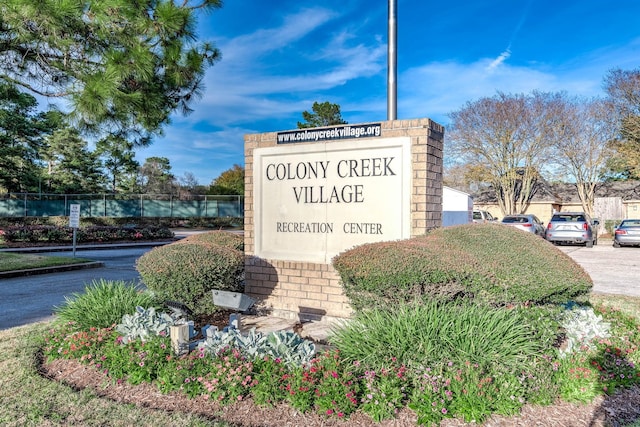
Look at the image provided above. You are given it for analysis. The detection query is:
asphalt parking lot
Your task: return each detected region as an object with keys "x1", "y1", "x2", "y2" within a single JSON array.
[{"x1": 557, "y1": 240, "x2": 640, "y2": 297}]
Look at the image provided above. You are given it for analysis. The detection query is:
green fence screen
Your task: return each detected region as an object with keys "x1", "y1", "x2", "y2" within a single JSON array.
[{"x1": 0, "y1": 194, "x2": 244, "y2": 218}]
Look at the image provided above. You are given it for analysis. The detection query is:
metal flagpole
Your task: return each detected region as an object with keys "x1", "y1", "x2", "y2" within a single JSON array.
[{"x1": 387, "y1": 0, "x2": 398, "y2": 120}]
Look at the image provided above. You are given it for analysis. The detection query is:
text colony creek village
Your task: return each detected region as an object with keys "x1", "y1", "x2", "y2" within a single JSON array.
[
  {"x1": 264, "y1": 157, "x2": 397, "y2": 204},
  {"x1": 265, "y1": 156, "x2": 397, "y2": 236}
]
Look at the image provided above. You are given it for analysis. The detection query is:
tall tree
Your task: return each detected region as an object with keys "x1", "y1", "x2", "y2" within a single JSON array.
[
  {"x1": 551, "y1": 97, "x2": 616, "y2": 217},
  {"x1": 95, "y1": 135, "x2": 139, "y2": 193},
  {"x1": 0, "y1": 0, "x2": 222, "y2": 144},
  {"x1": 604, "y1": 68, "x2": 640, "y2": 179},
  {"x1": 0, "y1": 83, "x2": 58, "y2": 192},
  {"x1": 177, "y1": 172, "x2": 207, "y2": 197},
  {"x1": 209, "y1": 164, "x2": 244, "y2": 195},
  {"x1": 448, "y1": 91, "x2": 565, "y2": 215},
  {"x1": 297, "y1": 101, "x2": 347, "y2": 129},
  {"x1": 139, "y1": 156, "x2": 175, "y2": 194},
  {"x1": 42, "y1": 127, "x2": 105, "y2": 193}
]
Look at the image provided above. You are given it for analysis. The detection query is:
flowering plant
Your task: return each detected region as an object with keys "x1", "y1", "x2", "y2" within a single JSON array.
[
  {"x1": 557, "y1": 353, "x2": 600, "y2": 402},
  {"x1": 198, "y1": 347, "x2": 257, "y2": 404},
  {"x1": 358, "y1": 358, "x2": 411, "y2": 421},
  {"x1": 409, "y1": 360, "x2": 529, "y2": 425},
  {"x1": 101, "y1": 335, "x2": 172, "y2": 385},
  {"x1": 41, "y1": 322, "x2": 115, "y2": 363},
  {"x1": 303, "y1": 350, "x2": 360, "y2": 419},
  {"x1": 251, "y1": 356, "x2": 289, "y2": 406}
]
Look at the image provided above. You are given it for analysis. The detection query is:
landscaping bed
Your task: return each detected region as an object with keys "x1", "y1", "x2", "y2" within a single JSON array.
[
  {"x1": 39, "y1": 356, "x2": 640, "y2": 426},
  {"x1": 20, "y1": 226, "x2": 640, "y2": 425}
]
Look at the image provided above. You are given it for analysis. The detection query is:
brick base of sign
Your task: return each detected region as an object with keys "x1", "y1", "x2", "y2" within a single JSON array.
[
  {"x1": 245, "y1": 256, "x2": 352, "y2": 322},
  {"x1": 244, "y1": 118, "x2": 444, "y2": 321}
]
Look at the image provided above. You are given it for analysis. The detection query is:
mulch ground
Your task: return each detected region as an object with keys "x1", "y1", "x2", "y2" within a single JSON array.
[{"x1": 39, "y1": 357, "x2": 640, "y2": 426}]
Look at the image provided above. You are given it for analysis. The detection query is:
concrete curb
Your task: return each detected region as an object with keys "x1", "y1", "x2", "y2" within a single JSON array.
[{"x1": 0, "y1": 261, "x2": 105, "y2": 279}]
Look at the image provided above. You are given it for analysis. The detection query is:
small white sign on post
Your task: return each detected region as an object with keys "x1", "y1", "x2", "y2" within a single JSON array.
[
  {"x1": 69, "y1": 204, "x2": 80, "y2": 256},
  {"x1": 69, "y1": 204, "x2": 80, "y2": 228}
]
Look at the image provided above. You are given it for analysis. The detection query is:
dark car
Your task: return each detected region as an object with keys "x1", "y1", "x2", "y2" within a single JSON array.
[
  {"x1": 613, "y1": 219, "x2": 640, "y2": 248},
  {"x1": 500, "y1": 214, "x2": 545, "y2": 236},
  {"x1": 545, "y1": 212, "x2": 599, "y2": 248}
]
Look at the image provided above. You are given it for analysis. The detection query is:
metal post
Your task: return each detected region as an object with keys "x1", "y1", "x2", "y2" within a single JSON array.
[{"x1": 387, "y1": 0, "x2": 398, "y2": 121}]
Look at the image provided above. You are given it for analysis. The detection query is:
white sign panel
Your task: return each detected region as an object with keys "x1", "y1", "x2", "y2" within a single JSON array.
[
  {"x1": 254, "y1": 137, "x2": 411, "y2": 263},
  {"x1": 69, "y1": 204, "x2": 80, "y2": 228}
]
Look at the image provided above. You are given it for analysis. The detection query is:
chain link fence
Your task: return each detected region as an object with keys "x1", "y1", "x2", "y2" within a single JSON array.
[{"x1": 0, "y1": 193, "x2": 244, "y2": 218}]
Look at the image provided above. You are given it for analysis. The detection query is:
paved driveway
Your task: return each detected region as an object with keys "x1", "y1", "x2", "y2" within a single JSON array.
[
  {"x1": 557, "y1": 241, "x2": 640, "y2": 297},
  {"x1": 0, "y1": 247, "x2": 151, "y2": 330}
]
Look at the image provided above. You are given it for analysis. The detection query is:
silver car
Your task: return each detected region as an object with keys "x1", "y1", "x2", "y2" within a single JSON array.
[
  {"x1": 545, "y1": 212, "x2": 599, "y2": 248},
  {"x1": 613, "y1": 219, "x2": 640, "y2": 248},
  {"x1": 500, "y1": 214, "x2": 545, "y2": 236}
]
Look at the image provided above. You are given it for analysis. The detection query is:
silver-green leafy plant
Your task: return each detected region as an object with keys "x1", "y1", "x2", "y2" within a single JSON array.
[
  {"x1": 559, "y1": 306, "x2": 611, "y2": 356},
  {"x1": 263, "y1": 330, "x2": 316, "y2": 366},
  {"x1": 116, "y1": 306, "x2": 176, "y2": 344},
  {"x1": 198, "y1": 327, "x2": 316, "y2": 367}
]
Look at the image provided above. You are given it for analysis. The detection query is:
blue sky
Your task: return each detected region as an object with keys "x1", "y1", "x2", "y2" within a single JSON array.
[{"x1": 136, "y1": 0, "x2": 640, "y2": 186}]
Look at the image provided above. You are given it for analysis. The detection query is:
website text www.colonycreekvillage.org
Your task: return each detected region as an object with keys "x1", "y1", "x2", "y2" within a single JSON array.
[{"x1": 276, "y1": 123, "x2": 382, "y2": 144}]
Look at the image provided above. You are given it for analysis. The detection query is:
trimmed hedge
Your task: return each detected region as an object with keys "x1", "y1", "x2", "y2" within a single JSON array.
[
  {"x1": 177, "y1": 230, "x2": 244, "y2": 251},
  {"x1": 136, "y1": 242, "x2": 244, "y2": 316},
  {"x1": 0, "y1": 225, "x2": 173, "y2": 243},
  {"x1": 332, "y1": 223, "x2": 593, "y2": 311},
  {"x1": 0, "y1": 216, "x2": 243, "y2": 229}
]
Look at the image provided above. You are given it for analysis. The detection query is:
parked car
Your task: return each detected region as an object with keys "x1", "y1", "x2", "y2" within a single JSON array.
[
  {"x1": 473, "y1": 210, "x2": 497, "y2": 223},
  {"x1": 613, "y1": 219, "x2": 640, "y2": 248},
  {"x1": 500, "y1": 214, "x2": 545, "y2": 236},
  {"x1": 545, "y1": 212, "x2": 599, "y2": 248}
]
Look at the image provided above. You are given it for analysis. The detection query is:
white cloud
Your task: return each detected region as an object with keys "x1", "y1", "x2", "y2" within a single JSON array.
[
  {"x1": 218, "y1": 7, "x2": 338, "y2": 62},
  {"x1": 486, "y1": 49, "x2": 511, "y2": 72},
  {"x1": 189, "y1": 8, "x2": 387, "y2": 128},
  {"x1": 397, "y1": 36, "x2": 640, "y2": 126}
]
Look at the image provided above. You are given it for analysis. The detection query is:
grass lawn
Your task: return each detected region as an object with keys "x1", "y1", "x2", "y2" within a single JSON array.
[
  {"x1": 0, "y1": 252, "x2": 92, "y2": 272},
  {"x1": 0, "y1": 322, "x2": 224, "y2": 427}
]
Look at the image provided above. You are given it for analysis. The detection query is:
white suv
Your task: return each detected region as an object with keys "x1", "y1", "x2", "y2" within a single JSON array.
[{"x1": 473, "y1": 210, "x2": 497, "y2": 223}]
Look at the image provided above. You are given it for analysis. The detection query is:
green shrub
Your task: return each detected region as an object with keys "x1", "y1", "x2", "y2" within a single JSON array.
[
  {"x1": 53, "y1": 279, "x2": 158, "y2": 330},
  {"x1": 329, "y1": 301, "x2": 560, "y2": 372},
  {"x1": 0, "y1": 224, "x2": 173, "y2": 243},
  {"x1": 604, "y1": 219, "x2": 622, "y2": 236},
  {"x1": 178, "y1": 230, "x2": 244, "y2": 250},
  {"x1": 0, "y1": 215, "x2": 243, "y2": 230},
  {"x1": 332, "y1": 223, "x2": 593, "y2": 310},
  {"x1": 136, "y1": 242, "x2": 244, "y2": 316}
]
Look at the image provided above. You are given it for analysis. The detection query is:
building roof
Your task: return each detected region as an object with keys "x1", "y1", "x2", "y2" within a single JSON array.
[{"x1": 471, "y1": 181, "x2": 640, "y2": 204}]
